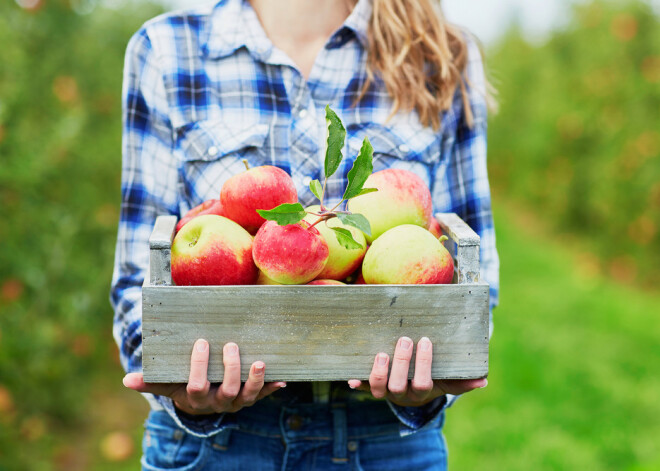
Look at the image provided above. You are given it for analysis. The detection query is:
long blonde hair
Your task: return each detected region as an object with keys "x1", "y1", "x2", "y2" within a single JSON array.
[{"x1": 361, "y1": 0, "x2": 481, "y2": 130}]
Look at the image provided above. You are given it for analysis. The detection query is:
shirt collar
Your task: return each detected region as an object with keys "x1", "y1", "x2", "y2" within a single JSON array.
[
  {"x1": 343, "y1": 0, "x2": 371, "y2": 48},
  {"x1": 203, "y1": 0, "x2": 372, "y2": 60},
  {"x1": 203, "y1": 0, "x2": 272, "y2": 61}
]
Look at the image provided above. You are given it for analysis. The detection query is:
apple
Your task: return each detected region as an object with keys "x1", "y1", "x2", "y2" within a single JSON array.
[
  {"x1": 220, "y1": 165, "x2": 298, "y2": 234},
  {"x1": 255, "y1": 270, "x2": 284, "y2": 285},
  {"x1": 303, "y1": 205, "x2": 367, "y2": 281},
  {"x1": 307, "y1": 279, "x2": 345, "y2": 285},
  {"x1": 362, "y1": 224, "x2": 454, "y2": 284},
  {"x1": 428, "y1": 217, "x2": 443, "y2": 238},
  {"x1": 171, "y1": 215, "x2": 258, "y2": 286},
  {"x1": 347, "y1": 168, "x2": 433, "y2": 243},
  {"x1": 252, "y1": 220, "x2": 329, "y2": 284},
  {"x1": 176, "y1": 199, "x2": 225, "y2": 233}
]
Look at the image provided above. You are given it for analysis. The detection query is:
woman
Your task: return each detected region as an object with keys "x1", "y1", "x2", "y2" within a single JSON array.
[{"x1": 112, "y1": 0, "x2": 499, "y2": 469}]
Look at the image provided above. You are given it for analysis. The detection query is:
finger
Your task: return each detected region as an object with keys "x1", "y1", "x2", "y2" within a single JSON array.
[
  {"x1": 436, "y1": 377, "x2": 488, "y2": 396},
  {"x1": 256, "y1": 382, "x2": 287, "y2": 400},
  {"x1": 216, "y1": 343, "x2": 241, "y2": 406},
  {"x1": 410, "y1": 337, "x2": 434, "y2": 401},
  {"x1": 186, "y1": 339, "x2": 211, "y2": 409},
  {"x1": 347, "y1": 379, "x2": 362, "y2": 389},
  {"x1": 388, "y1": 336, "x2": 413, "y2": 398},
  {"x1": 234, "y1": 361, "x2": 266, "y2": 407},
  {"x1": 368, "y1": 353, "x2": 390, "y2": 398},
  {"x1": 123, "y1": 373, "x2": 180, "y2": 397}
]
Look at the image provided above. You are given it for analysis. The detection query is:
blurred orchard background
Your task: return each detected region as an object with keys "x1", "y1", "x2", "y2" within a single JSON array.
[{"x1": 1, "y1": 0, "x2": 659, "y2": 469}]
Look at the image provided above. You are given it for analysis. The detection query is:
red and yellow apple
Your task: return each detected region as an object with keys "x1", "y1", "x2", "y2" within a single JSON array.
[
  {"x1": 303, "y1": 205, "x2": 367, "y2": 281},
  {"x1": 176, "y1": 199, "x2": 225, "y2": 233},
  {"x1": 171, "y1": 215, "x2": 258, "y2": 286},
  {"x1": 362, "y1": 224, "x2": 454, "y2": 284},
  {"x1": 307, "y1": 279, "x2": 345, "y2": 285},
  {"x1": 220, "y1": 165, "x2": 298, "y2": 234},
  {"x1": 347, "y1": 168, "x2": 433, "y2": 243},
  {"x1": 252, "y1": 220, "x2": 329, "y2": 284},
  {"x1": 255, "y1": 270, "x2": 284, "y2": 285},
  {"x1": 428, "y1": 217, "x2": 443, "y2": 239}
]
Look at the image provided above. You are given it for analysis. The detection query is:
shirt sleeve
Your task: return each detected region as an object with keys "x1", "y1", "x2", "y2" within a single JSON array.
[
  {"x1": 110, "y1": 27, "x2": 227, "y2": 438},
  {"x1": 387, "y1": 35, "x2": 499, "y2": 434}
]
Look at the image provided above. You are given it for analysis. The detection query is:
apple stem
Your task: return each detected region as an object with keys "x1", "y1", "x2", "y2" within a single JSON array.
[
  {"x1": 242, "y1": 159, "x2": 250, "y2": 171},
  {"x1": 320, "y1": 177, "x2": 328, "y2": 211},
  {"x1": 307, "y1": 213, "x2": 336, "y2": 230},
  {"x1": 330, "y1": 200, "x2": 344, "y2": 212}
]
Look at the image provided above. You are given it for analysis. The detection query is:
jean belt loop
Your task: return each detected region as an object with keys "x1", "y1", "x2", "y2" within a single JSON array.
[
  {"x1": 211, "y1": 428, "x2": 231, "y2": 451},
  {"x1": 331, "y1": 403, "x2": 348, "y2": 463}
]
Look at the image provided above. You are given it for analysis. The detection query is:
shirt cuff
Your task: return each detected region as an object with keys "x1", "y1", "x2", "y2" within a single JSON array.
[
  {"x1": 155, "y1": 395, "x2": 236, "y2": 438},
  {"x1": 386, "y1": 395, "x2": 448, "y2": 436}
]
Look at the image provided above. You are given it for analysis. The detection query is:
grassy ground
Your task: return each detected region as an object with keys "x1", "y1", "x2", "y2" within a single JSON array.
[{"x1": 445, "y1": 199, "x2": 660, "y2": 471}]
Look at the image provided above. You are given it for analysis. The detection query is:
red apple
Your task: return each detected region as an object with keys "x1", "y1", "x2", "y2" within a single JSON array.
[
  {"x1": 354, "y1": 271, "x2": 366, "y2": 284},
  {"x1": 362, "y1": 224, "x2": 454, "y2": 284},
  {"x1": 428, "y1": 217, "x2": 443, "y2": 238},
  {"x1": 252, "y1": 220, "x2": 329, "y2": 284},
  {"x1": 171, "y1": 215, "x2": 258, "y2": 286},
  {"x1": 176, "y1": 199, "x2": 225, "y2": 233},
  {"x1": 347, "y1": 168, "x2": 433, "y2": 243},
  {"x1": 220, "y1": 165, "x2": 298, "y2": 234},
  {"x1": 307, "y1": 279, "x2": 345, "y2": 285}
]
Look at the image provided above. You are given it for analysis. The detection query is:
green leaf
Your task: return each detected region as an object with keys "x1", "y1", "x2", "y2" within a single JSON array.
[
  {"x1": 355, "y1": 187, "x2": 378, "y2": 197},
  {"x1": 256, "y1": 203, "x2": 306, "y2": 226},
  {"x1": 324, "y1": 105, "x2": 346, "y2": 179},
  {"x1": 342, "y1": 137, "x2": 374, "y2": 200},
  {"x1": 330, "y1": 227, "x2": 365, "y2": 250},
  {"x1": 309, "y1": 179, "x2": 323, "y2": 201},
  {"x1": 336, "y1": 212, "x2": 372, "y2": 237}
]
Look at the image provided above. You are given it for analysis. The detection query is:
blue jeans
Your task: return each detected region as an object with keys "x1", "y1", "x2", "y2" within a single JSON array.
[{"x1": 141, "y1": 396, "x2": 447, "y2": 470}]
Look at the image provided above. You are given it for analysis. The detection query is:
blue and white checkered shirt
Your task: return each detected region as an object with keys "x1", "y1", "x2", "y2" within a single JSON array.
[{"x1": 111, "y1": 0, "x2": 499, "y2": 438}]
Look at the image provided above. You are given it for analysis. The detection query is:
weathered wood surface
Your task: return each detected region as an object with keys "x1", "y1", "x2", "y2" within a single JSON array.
[
  {"x1": 149, "y1": 215, "x2": 177, "y2": 286},
  {"x1": 141, "y1": 213, "x2": 489, "y2": 382},
  {"x1": 436, "y1": 213, "x2": 481, "y2": 284},
  {"x1": 142, "y1": 283, "x2": 489, "y2": 382}
]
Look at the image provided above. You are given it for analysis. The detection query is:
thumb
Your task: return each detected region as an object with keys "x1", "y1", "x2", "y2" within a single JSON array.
[{"x1": 123, "y1": 373, "x2": 180, "y2": 397}]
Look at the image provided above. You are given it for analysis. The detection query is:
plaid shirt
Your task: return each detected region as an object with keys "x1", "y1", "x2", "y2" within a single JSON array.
[{"x1": 111, "y1": 0, "x2": 499, "y2": 438}]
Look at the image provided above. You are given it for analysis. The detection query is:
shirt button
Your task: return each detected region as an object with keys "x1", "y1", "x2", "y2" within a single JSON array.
[
  {"x1": 286, "y1": 415, "x2": 304, "y2": 431},
  {"x1": 347, "y1": 441, "x2": 358, "y2": 452},
  {"x1": 302, "y1": 176, "x2": 312, "y2": 185},
  {"x1": 398, "y1": 144, "x2": 410, "y2": 153},
  {"x1": 298, "y1": 109, "x2": 309, "y2": 119},
  {"x1": 208, "y1": 146, "x2": 219, "y2": 157}
]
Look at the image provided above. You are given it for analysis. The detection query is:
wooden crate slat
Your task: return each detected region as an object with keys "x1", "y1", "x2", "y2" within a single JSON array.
[{"x1": 142, "y1": 283, "x2": 489, "y2": 382}]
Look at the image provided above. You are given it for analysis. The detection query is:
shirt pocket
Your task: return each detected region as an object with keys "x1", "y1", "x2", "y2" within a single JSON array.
[
  {"x1": 343, "y1": 123, "x2": 442, "y2": 194},
  {"x1": 174, "y1": 119, "x2": 271, "y2": 210}
]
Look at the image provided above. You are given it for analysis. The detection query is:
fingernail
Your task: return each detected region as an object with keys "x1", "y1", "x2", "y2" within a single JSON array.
[
  {"x1": 420, "y1": 337, "x2": 431, "y2": 351},
  {"x1": 400, "y1": 337, "x2": 412, "y2": 350},
  {"x1": 377, "y1": 353, "x2": 388, "y2": 366},
  {"x1": 225, "y1": 343, "x2": 238, "y2": 355},
  {"x1": 480, "y1": 379, "x2": 488, "y2": 388},
  {"x1": 196, "y1": 340, "x2": 208, "y2": 353},
  {"x1": 254, "y1": 362, "x2": 265, "y2": 374},
  {"x1": 276, "y1": 382, "x2": 287, "y2": 388}
]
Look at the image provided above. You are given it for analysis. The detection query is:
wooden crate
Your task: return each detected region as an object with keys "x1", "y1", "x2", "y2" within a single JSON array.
[{"x1": 142, "y1": 213, "x2": 489, "y2": 383}]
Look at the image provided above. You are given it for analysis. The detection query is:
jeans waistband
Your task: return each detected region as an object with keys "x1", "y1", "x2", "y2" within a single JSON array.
[{"x1": 226, "y1": 394, "x2": 402, "y2": 442}]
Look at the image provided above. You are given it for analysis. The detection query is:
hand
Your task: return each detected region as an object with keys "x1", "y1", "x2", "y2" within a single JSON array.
[
  {"x1": 123, "y1": 339, "x2": 286, "y2": 415},
  {"x1": 347, "y1": 336, "x2": 487, "y2": 407}
]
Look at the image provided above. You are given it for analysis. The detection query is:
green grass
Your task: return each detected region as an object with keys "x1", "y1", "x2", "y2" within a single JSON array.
[{"x1": 445, "y1": 199, "x2": 660, "y2": 471}]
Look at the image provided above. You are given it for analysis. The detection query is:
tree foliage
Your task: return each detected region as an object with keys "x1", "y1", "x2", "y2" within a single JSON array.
[{"x1": 488, "y1": 0, "x2": 660, "y2": 287}]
